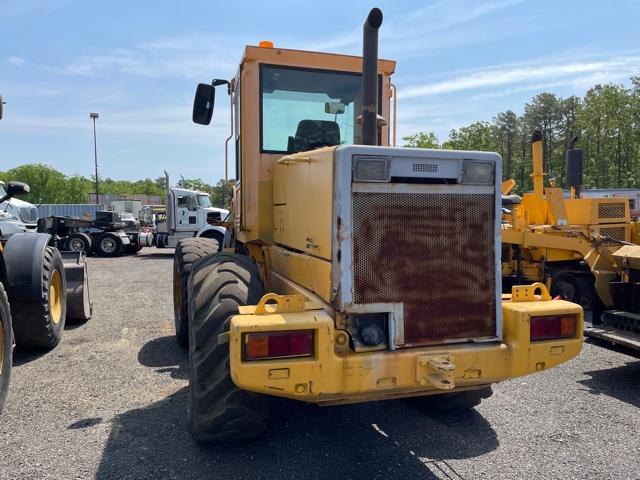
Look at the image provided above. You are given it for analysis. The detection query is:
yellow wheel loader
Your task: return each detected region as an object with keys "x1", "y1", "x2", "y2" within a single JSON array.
[{"x1": 174, "y1": 8, "x2": 583, "y2": 442}]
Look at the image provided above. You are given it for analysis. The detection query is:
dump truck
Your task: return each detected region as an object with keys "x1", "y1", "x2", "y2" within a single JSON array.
[{"x1": 173, "y1": 8, "x2": 584, "y2": 442}]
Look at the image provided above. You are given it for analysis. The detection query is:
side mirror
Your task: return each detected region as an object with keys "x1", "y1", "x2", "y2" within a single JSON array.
[
  {"x1": 0, "y1": 181, "x2": 30, "y2": 204},
  {"x1": 325, "y1": 102, "x2": 345, "y2": 115},
  {"x1": 7, "y1": 181, "x2": 29, "y2": 197},
  {"x1": 193, "y1": 83, "x2": 215, "y2": 125}
]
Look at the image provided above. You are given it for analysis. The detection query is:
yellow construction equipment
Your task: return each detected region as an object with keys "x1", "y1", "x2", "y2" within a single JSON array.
[
  {"x1": 501, "y1": 131, "x2": 631, "y2": 306},
  {"x1": 173, "y1": 8, "x2": 583, "y2": 442},
  {"x1": 501, "y1": 132, "x2": 640, "y2": 352}
]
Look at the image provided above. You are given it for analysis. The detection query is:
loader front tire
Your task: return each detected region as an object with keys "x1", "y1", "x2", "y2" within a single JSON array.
[
  {"x1": 0, "y1": 283, "x2": 13, "y2": 414},
  {"x1": 173, "y1": 238, "x2": 220, "y2": 347},
  {"x1": 12, "y1": 247, "x2": 67, "y2": 349},
  {"x1": 187, "y1": 253, "x2": 268, "y2": 442}
]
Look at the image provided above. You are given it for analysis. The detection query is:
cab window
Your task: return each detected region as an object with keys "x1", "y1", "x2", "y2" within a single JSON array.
[{"x1": 260, "y1": 65, "x2": 370, "y2": 153}]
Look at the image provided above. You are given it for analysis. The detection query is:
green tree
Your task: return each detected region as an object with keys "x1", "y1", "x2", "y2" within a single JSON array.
[
  {"x1": 3, "y1": 164, "x2": 67, "y2": 203},
  {"x1": 442, "y1": 121, "x2": 498, "y2": 151},
  {"x1": 402, "y1": 131, "x2": 439, "y2": 148}
]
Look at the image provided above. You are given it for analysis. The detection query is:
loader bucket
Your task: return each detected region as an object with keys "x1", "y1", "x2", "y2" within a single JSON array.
[{"x1": 60, "y1": 251, "x2": 92, "y2": 321}]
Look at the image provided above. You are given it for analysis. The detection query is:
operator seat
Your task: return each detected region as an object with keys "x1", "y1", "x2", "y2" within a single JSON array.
[{"x1": 287, "y1": 120, "x2": 341, "y2": 153}]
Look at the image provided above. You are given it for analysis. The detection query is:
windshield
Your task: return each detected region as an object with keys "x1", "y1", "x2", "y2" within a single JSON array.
[
  {"x1": 261, "y1": 65, "x2": 374, "y2": 153},
  {"x1": 0, "y1": 184, "x2": 6, "y2": 198},
  {"x1": 197, "y1": 195, "x2": 212, "y2": 208}
]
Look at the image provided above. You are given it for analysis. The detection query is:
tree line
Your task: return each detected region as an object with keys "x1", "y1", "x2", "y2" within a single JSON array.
[
  {"x1": 0, "y1": 164, "x2": 231, "y2": 207},
  {"x1": 403, "y1": 77, "x2": 640, "y2": 193}
]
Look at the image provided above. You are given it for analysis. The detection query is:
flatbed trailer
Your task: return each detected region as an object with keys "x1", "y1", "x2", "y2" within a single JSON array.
[{"x1": 37, "y1": 212, "x2": 153, "y2": 257}]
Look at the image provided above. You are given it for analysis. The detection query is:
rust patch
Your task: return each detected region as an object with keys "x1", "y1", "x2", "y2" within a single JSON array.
[{"x1": 352, "y1": 192, "x2": 496, "y2": 346}]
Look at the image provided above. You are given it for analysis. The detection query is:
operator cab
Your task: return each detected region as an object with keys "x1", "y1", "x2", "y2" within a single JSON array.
[{"x1": 192, "y1": 43, "x2": 395, "y2": 243}]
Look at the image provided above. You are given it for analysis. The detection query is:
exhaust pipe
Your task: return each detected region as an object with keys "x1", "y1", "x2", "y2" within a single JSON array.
[
  {"x1": 566, "y1": 136, "x2": 583, "y2": 197},
  {"x1": 361, "y1": 7, "x2": 383, "y2": 146}
]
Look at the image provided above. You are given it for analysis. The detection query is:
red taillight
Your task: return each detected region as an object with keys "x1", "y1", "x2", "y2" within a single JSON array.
[
  {"x1": 530, "y1": 315, "x2": 577, "y2": 341},
  {"x1": 244, "y1": 330, "x2": 314, "y2": 361}
]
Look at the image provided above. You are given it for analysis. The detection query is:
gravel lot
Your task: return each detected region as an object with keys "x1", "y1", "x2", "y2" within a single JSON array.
[{"x1": 0, "y1": 248, "x2": 638, "y2": 480}]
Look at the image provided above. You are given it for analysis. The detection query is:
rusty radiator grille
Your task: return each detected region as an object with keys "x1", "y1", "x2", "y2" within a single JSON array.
[
  {"x1": 352, "y1": 192, "x2": 496, "y2": 346},
  {"x1": 598, "y1": 202, "x2": 626, "y2": 219}
]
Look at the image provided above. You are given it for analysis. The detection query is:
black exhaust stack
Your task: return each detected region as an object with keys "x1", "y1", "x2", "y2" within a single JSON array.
[
  {"x1": 565, "y1": 136, "x2": 583, "y2": 197},
  {"x1": 361, "y1": 8, "x2": 383, "y2": 146}
]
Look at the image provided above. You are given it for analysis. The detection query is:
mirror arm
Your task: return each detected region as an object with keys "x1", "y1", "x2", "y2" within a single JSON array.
[{"x1": 0, "y1": 195, "x2": 9, "y2": 205}]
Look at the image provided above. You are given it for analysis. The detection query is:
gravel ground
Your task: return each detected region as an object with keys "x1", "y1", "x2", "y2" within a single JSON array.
[{"x1": 0, "y1": 248, "x2": 638, "y2": 480}]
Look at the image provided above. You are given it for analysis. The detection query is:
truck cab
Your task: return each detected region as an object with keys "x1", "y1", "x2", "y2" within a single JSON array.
[
  {"x1": 0, "y1": 181, "x2": 38, "y2": 230},
  {"x1": 154, "y1": 173, "x2": 228, "y2": 248}
]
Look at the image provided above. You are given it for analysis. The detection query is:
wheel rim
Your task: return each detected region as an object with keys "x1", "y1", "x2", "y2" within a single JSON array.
[
  {"x1": 50, "y1": 269, "x2": 63, "y2": 325},
  {"x1": 69, "y1": 238, "x2": 84, "y2": 251},
  {"x1": 101, "y1": 237, "x2": 116, "y2": 253}
]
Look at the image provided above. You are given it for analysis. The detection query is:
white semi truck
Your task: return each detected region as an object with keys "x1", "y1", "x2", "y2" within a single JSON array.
[
  {"x1": 154, "y1": 171, "x2": 227, "y2": 249},
  {"x1": 0, "y1": 181, "x2": 38, "y2": 230}
]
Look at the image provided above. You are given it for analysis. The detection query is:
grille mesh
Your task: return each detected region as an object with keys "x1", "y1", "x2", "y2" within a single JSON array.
[
  {"x1": 598, "y1": 202, "x2": 625, "y2": 219},
  {"x1": 352, "y1": 192, "x2": 496, "y2": 346},
  {"x1": 599, "y1": 226, "x2": 626, "y2": 246},
  {"x1": 412, "y1": 163, "x2": 438, "y2": 173}
]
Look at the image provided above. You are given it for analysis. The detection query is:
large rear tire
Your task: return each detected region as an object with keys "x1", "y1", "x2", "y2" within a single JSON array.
[
  {"x1": 95, "y1": 232, "x2": 123, "y2": 257},
  {"x1": 411, "y1": 386, "x2": 493, "y2": 412},
  {"x1": 64, "y1": 233, "x2": 92, "y2": 254},
  {"x1": 0, "y1": 283, "x2": 12, "y2": 414},
  {"x1": 187, "y1": 253, "x2": 268, "y2": 442},
  {"x1": 173, "y1": 238, "x2": 220, "y2": 347},
  {"x1": 12, "y1": 247, "x2": 67, "y2": 349}
]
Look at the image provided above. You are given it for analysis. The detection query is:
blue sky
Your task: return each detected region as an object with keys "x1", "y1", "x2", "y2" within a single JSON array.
[{"x1": 1, "y1": 0, "x2": 638, "y2": 182}]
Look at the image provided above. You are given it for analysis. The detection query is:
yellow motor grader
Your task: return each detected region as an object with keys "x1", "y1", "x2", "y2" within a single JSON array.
[{"x1": 173, "y1": 8, "x2": 583, "y2": 442}]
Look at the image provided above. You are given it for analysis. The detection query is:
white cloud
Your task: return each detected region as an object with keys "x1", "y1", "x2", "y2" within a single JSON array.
[
  {"x1": 6, "y1": 56, "x2": 26, "y2": 65},
  {"x1": 61, "y1": 35, "x2": 239, "y2": 80},
  {"x1": 402, "y1": 56, "x2": 640, "y2": 98}
]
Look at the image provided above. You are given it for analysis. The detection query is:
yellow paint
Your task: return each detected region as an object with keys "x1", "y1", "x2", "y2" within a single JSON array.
[
  {"x1": 49, "y1": 269, "x2": 63, "y2": 325},
  {"x1": 228, "y1": 296, "x2": 583, "y2": 403},
  {"x1": 268, "y1": 246, "x2": 333, "y2": 303},
  {"x1": 501, "y1": 179, "x2": 516, "y2": 195},
  {"x1": 273, "y1": 147, "x2": 335, "y2": 260},
  {"x1": 546, "y1": 188, "x2": 568, "y2": 225}
]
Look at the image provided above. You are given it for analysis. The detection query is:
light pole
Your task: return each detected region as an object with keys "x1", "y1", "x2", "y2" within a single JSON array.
[{"x1": 90, "y1": 112, "x2": 99, "y2": 204}]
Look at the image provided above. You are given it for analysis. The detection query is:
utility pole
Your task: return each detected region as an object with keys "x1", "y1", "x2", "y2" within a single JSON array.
[{"x1": 90, "y1": 112, "x2": 100, "y2": 204}]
